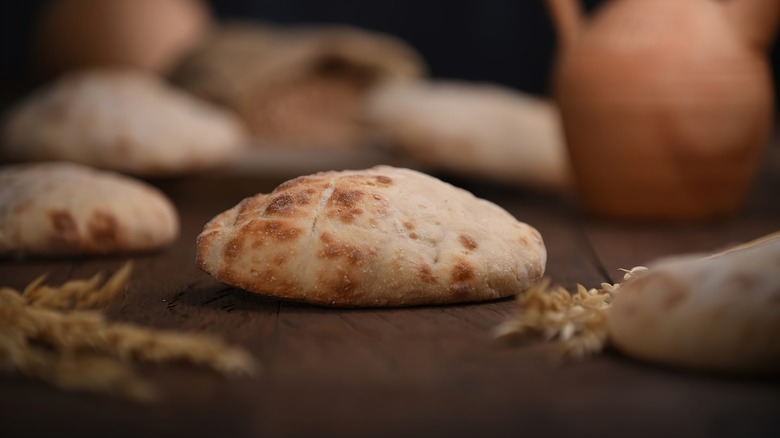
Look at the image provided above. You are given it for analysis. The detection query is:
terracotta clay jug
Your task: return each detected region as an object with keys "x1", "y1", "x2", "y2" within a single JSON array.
[{"x1": 546, "y1": 0, "x2": 780, "y2": 220}]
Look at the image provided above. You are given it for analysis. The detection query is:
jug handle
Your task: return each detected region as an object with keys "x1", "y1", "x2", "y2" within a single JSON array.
[
  {"x1": 545, "y1": 0, "x2": 585, "y2": 48},
  {"x1": 723, "y1": 0, "x2": 780, "y2": 49}
]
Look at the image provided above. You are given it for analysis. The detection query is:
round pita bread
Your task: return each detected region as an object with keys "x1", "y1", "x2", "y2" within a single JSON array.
[
  {"x1": 0, "y1": 162, "x2": 179, "y2": 257},
  {"x1": 1, "y1": 69, "x2": 246, "y2": 176},
  {"x1": 608, "y1": 235, "x2": 780, "y2": 374},
  {"x1": 196, "y1": 166, "x2": 546, "y2": 307},
  {"x1": 363, "y1": 81, "x2": 572, "y2": 191},
  {"x1": 172, "y1": 23, "x2": 425, "y2": 150}
]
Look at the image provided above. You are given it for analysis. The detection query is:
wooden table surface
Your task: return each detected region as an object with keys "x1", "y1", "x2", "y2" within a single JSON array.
[{"x1": 2, "y1": 147, "x2": 780, "y2": 438}]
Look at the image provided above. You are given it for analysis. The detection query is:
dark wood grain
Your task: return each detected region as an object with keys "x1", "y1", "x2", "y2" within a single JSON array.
[{"x1": 2, "y1": 156, "x2": 780, "y2": 438}]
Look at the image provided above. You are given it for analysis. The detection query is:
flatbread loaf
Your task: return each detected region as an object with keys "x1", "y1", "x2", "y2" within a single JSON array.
[
  {"x1": 196, "y1": 166, "x2": 546, "y2": 307},
  {"x1": 172, "y1": 23, "x2": 425, "y2": 150},
  {"x1": 0, "y1": 162, "x2": 179, "y2": 257},
  {"x1": 363, "y1": 81, "x2": 572, "y2": 191},
  {"x1": 607, "y1": 235, "x2": 780, "y2": 374},
  {"x1": 1, "y1": 69, "x2": 246, "y2": 176}
]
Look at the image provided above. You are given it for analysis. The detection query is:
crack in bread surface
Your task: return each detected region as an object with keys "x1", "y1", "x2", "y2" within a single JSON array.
[{"x1": 310, "y1": 177, "x2": 336, "y2": 235}]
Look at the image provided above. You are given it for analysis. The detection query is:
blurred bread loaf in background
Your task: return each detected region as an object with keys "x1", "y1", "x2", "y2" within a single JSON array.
[
  {"x1": 0, "y1": 162, "x2": 179, "y2": 257},
  {"x1": 171, "y1": 23, "x2": 426, "y2": 150},
  {"x1": 1, "y1": 69, "x2": 247, "y2": 176},
  {"x1": 363, "y1": 81, "x2": 572, "y2": 191}
]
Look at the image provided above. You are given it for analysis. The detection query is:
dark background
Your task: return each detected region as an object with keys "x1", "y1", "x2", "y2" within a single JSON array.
[{"x1": 1, "y1": 0, "x2": 779, "y2": 100}]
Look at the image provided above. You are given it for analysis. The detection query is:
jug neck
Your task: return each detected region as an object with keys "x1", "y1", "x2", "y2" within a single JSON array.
[{"x1": 545, "y1": 0, "x2": 584, "y2": 48}]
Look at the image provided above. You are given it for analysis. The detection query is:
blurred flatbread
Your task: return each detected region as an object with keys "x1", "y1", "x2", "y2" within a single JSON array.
[
  {"x1": 1, "y1": 69, "x2": 246, "y2": 176},
  {"x1": 363, "y1": 81, "x2": 572, "y2": 191},
  {"x1": 172, "y1": 23, "x2": 425, "y2": 150},
  {"x1": 0, "y1": 162, "x2": 179, "y2": 257},
  {"x1": 608, "y1": 234, "x2": 780, "y2": 374}
]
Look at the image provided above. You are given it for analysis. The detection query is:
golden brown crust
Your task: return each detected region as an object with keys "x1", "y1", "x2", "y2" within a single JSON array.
[{"x1": 196, "y1": 166, "x2": 546, "y2": 307}]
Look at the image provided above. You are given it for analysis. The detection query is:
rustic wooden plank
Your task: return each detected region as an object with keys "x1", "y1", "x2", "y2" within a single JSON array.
[{"x1": 241, "y1": 358, "x2": 780, "y2": 437}]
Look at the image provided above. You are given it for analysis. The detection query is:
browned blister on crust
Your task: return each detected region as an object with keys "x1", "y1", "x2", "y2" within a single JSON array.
[{"x1": 196, "y1": 166, "x2": 546, "y2": 307}]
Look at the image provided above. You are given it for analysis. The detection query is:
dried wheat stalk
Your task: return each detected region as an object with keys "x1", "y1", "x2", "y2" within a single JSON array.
[
  {"x1": 21, "y1": 262, "x2": 133, "y2": 310},
  {"x1": 1, "y1": 263, "x2": 258, "y2": 402},
  {"x1": 495, "y1": 267, "x2": 648, "y2": 360}
]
